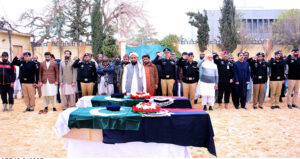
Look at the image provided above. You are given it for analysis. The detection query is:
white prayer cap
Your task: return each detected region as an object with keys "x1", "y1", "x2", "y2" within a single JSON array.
[{"x1": 129, "y1": 52, "x2": 139, "y2": 58}]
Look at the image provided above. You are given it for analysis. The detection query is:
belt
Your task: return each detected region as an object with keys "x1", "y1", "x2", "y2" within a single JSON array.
[
  {"x1": 277, "y1": 76, "x2": 281, "y2": 80},
  {"x1": 184, "y1": 77, "x2": 195, "y2": 81},
  {"x1": 165, "y1": 75, "x2": 171, "y2": 79}
]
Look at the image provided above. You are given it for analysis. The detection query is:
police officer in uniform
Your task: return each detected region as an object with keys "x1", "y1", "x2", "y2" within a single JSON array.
[
  {"x1": 214, "y1": 53, "x2": 233, "y2": 109},
  {"x1": 73, "y1": 53, "x2": 97, "y2": 97},
  {"x1": 12, "y1": 52, "x2": 39, "y2": 112},
  {"x1": 248, "y1": 52, "x2": 268, "y2": 109},
  {"x1": 152, "y1": 48, "x2": 177, "y2": 96},
  {"x1": 268, "y1": 51, "x2": 285, "y2": 109},
  {"x1": 177, "y1": 52, "x2": 199, "y2": 107},
  {"x1": 0, "y1": 52, "x2": 16, "y2": 111}
]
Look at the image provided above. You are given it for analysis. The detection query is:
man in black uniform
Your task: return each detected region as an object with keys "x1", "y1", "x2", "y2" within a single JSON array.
[
  {"x1": 32, "y1": 56, "x2": 42, "y2": 98},
  {"x1": 268, "y1": 51, "x2": 285, "y2": 109},
  {"x1": 73, "y1": 53, "x2": 97, "y2": 97},
  {"x1": 284, "y1": 48, "x2": 300, "y2": 109},
  {"x1": 152, "y1": 48, "x2": 177, "y2": 96},
  {"x1": 12, "y1": 52, "x2": 39, "y2": 112},
  {"x1": 0, "y1": 52, "x2": 16, "y2": 111},
  {"x1": 214, "y1": 53, "x2": 233, "y2": 109},
  {"x1": 248, "y1": 52, "x2": 268, "y2": 109},
  {"x1": 177, "y1": 52, "x2": 198, "y2": 107},
  {"x1": 152, "y1": 52, "x2": 162, "y2": 96}
]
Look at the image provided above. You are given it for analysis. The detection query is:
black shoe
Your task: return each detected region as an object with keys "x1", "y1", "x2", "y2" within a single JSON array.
[
  {"x1": 29, "y1": 109, "x2": 34, "y2": 112},
  {"x1": 259, "y1": 106, "x2": 263, "y2": 109},
  {"x1": 241, "y1": 107, "x2": 247, "y2": 110},
  {"x1": 203, "y1": 105, "x2": 207, "y2": 111},
  {"x1": 53, "y1": 108, "x2": 57, "y2": 111},
  {"x1": 276, "y1": 105, "x2": 281, "y2": 109},
  {"x1": 234, "y1": 106, "x2": 239, "y2": 109},
  {"x1": 292, "y1": 104, "x2": 299, "y2": 109},
  {"x1": 271, "y1": 106, "x2": 276, "y2": 109},
  {"x1": 279, "y1": 98, "x2": 283, "y2": 102},
  {"x1": 209, "y1": 106, "x2": 213, "y2": 111},
  {"x1": 23, "y1": 108, "x2": 30, "y2": 113},
  {"x1": 194, "y1": 99, "x2": 197, "y2": 104},
  {"x1": 253, "y1": 106, "x2": 258, "y2": 109},
  {"x1": 288, "y1": 105, "x2": 293, "y2": 109},
  {"x1": 45, "y1": 107, "x2": 48, "y2": 110}
]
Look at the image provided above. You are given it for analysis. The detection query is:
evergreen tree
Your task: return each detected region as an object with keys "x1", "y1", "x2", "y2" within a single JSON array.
[
  {"x1": 91, "y1": 0, "x2": 104, "y2": 60},
  {"x1": 67, "y1": 0, "x2": 90, "y2": 55},
  {"x1": 102, "y1": 35, "x2": 117, "y2": 59},
  {"x1": 187, "y1": 10, "x2": 210, "y2": 52},
  {"x1": 219, "y1": 0, "x2": 238, "y2": 53}
]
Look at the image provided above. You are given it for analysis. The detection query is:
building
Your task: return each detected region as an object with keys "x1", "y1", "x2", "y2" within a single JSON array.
[
  {"x1": 206, "y1": 9, "x2": 287, "y2": 43},
  {"x1": 0, "y1": 30, "x2": 31, "y2": 60}
]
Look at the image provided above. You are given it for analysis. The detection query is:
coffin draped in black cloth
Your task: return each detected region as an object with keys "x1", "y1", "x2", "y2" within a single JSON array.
[{"x1": 102, "y1": 111, "x2": 217, "y2": 156}]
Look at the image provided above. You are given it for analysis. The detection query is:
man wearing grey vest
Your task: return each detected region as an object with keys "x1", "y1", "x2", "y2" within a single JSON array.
[{"x1": 122, "y1": 52, "x2": 146, "y2": 94}]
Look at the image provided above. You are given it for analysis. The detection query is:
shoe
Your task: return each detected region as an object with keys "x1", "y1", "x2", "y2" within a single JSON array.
[
  {"x1": 292, "y1": 104, "x2": 299, "y2": 109},
  {"x1": 288, "y1": 105, "x2": 293, "y2": 109},
  {"x1": 45, "y1": 107, "x2": 48, "y2": 110},
  {"x1": 53, "y1": 108, "x2": 57, "y2": 111},
  {"x1": 253, "y1": 106, "x2": 258, "y2": 109},
  {"x1": 276, "y1": 106, "x2": 280, "y2": 109},
  {"x1": 241, "y1": 107, "x2": 247, "y2": 110},
  {"x1": 203, "y1": 105, "x2": 207, "y2": 111},
  {"x1": 194, "y1": 99, "x2": 198, "y2": 104},
  {"x1": 279, "y1": 97, "x2": 283, "y2": 102},
  {"x1": 29, "y1": 109, "x2": 34, "y2": 112},
  {"x1": 271, "y1": 106, "x2": 276, "y2": 109},
  {"x1": 23, "y1": 108, "x2": 30, "y2": 113},
  {"x1": 259, "y1": 106, "x2": 263, "y2": 109},
  {"x1": 209, "y1": 106, "x2": 213, "y2": 111},
  {"x1": 234, "y1": 106, "x2": 239, "y2": 109}
]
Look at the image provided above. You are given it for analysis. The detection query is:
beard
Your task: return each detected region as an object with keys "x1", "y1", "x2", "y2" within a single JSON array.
[
  {"x1": 65, "y1": 56, "x2": 70, "y2": 60},
  {"x1": 131, "y1": 61, "x2": 137, "y2": 65},
  {"x1": 2, "y1": 59, "x2": 7, "y2": 62},
  {"x1": 295, "y1": 54, "x2": 299, "y2": 57}
]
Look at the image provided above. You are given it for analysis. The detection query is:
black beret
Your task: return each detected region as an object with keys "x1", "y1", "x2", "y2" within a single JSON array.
[
  {"x1": 23, "y1": 52, "x2": 31, "y2": 56},
  {"x1": 84, "y1": 53, "x2": 91, "y2": 57},
  {"x1": 188, "y1": 52, "x2": 194, "y2": 56},
  {"x1": 163, "y1": 48, "x2": 171, "y2": 52},
  {"x1": 2, "y1": 52, "x2": 8, "y2": 56},
  {"x1": 274, "y1": 51, "x2": 280, "y2": 55},
  {"x1": 44, "y1": 52, "x2": 51, "y2": 56}
]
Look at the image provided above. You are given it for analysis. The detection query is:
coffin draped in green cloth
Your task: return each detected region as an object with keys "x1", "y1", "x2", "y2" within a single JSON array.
[
  {"x1": 68, "y1": 107, "x2": 142, "y2": 130},
  {"x1": 91, "y1": 95, "x2": 146, "y2": 107}
]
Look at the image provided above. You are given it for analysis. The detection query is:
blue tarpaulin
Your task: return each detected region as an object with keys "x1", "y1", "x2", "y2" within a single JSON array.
[{"x1": 126, "y1": 44, "x2": 166, "y2": 61}]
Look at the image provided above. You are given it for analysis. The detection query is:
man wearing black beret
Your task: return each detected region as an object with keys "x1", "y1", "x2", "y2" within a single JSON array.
[
  {"x1": 12, "y1": 52, "x2": 39, "y2": 112},
  {"x1": 284, "y1": 48, "x2": 300, "y2": 109}
]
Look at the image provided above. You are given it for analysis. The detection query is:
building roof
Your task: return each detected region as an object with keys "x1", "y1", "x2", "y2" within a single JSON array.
[{"x1": 0, "y1": 30, "x2": 31, "y2": 37}]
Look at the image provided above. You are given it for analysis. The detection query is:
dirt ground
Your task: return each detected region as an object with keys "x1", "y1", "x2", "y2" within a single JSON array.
[{"x1": 0, "y1": 94, "x2": 299, "y2": 158}]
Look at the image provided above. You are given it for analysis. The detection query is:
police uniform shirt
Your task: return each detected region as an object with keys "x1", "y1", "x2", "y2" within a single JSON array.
[
  {"x1": 153, "y1": 56, "x2": 177, "y2": 80},
  {"x1": 12, "y1": 57, "x2": 39, "y2": 84},
  {"x1": 181, "y1": 61, "x2": 199, "y2": 83},
  {"x1": 73, "y1": 59, "x2": 97, "y2": 83},
  {"x1": 268, "y1": 58, "x2": 285, "y2": 81},
  {"x1": 249, "y1": 59, "x2": 268, "y2": 84}
]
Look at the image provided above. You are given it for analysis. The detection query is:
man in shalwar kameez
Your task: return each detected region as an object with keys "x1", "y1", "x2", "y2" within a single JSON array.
[
  {"x1": 122, "y1": 53, "x2": 147, "y2": 95},
  {"x1": 233, "y1": 52, "x2": 251, "y2": 109}
]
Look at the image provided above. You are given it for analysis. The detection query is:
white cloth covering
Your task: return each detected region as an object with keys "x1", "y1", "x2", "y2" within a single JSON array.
[
  {"x1": 76, "y1": 96, "x2": 93, "y2": 107},
  {"x1": 65, "y1": 139, "x2": 191, "y2": 158}
]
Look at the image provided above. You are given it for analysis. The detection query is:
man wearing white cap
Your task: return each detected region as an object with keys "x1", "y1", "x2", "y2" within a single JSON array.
[{"x1": 122, "y1": 52, "x2": 146, "y2": 94}]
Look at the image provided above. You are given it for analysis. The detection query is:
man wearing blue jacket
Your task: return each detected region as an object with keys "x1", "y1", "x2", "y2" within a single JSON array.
[{"x1": 233, "y1": 52, "x2": 251, "y2": 109}]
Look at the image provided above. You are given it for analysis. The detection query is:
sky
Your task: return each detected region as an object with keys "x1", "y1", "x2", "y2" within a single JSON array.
[{"x1": 0, "y1": 0, "x2": 299, "y2": 40}]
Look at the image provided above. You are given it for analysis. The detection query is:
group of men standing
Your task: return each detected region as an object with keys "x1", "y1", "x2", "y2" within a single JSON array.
[{"x1": 0, "y1": 47, "x2": 299, "y2": 112}]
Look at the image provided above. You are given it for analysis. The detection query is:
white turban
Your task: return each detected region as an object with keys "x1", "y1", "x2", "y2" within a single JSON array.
[{"x1": 129, "y1": 52, "x2": 139, "y2": 58}]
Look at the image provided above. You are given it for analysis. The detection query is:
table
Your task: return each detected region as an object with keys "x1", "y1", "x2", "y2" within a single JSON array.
[
  {"x1": 55, "y1": 107, "x2": 216, "y2": 157},
  {"x1": 76, "y1": 95, "x2": 192, "y2": 109}
]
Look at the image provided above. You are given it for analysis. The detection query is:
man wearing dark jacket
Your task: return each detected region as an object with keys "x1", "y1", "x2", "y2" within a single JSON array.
[
  {"x1": 12, "y1": 52, "x2": 39, "y2": 112},
  {"x1": 0, "y1": 52, "x2": 16, "y2": 111},
  {"x1": 268, "y1": 51, "x2": 285, "y2": 109},
  {"x1": 214, "y1": 53, "x2": 233, "y2": 109},
  {"x1": 284, "y1": 48, "x2": 300, "y2": 109}
]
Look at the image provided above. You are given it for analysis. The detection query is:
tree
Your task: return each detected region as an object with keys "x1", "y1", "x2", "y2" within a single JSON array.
[
  {"x1": 158, "y1": 34, "x2": 181, "y2": 57},
  {"x1": 66, "y1": 0, "x2": 90, "y2": 56},
  {"x1": 272, "y1": 9, "x2": 300, "y2": 48},
  {"x1": 128, "y1": 23, "x2": 158, "y2": 45},
  {"x1": 91, "y1": 0, "x2": 104, "y2": 59},
  {"x1": 102, "y1": 35, "x2": 117, "y2": 58},
  {"x1": 100, "y1": 0, "x2": 149, "y2": 39},
  {"x1": 218, "y1": 0, "x2": 238, "y2": 53},
  {"x1": 187, "y1": 10, "x2": 210, "y2": 52}
]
